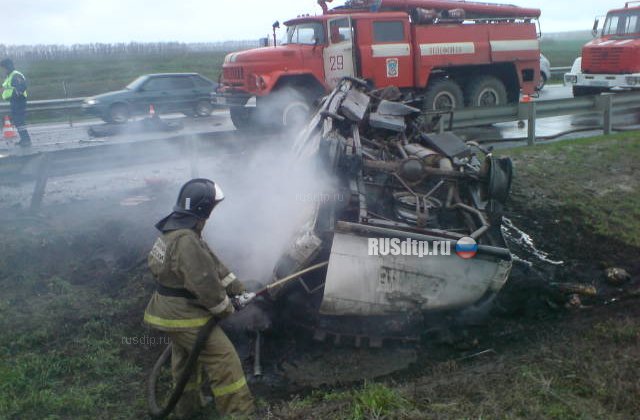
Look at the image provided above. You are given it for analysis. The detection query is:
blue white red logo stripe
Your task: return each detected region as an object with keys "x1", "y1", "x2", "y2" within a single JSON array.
[{"x1": 455, "y1": 236, "x2": 478, "y2": 259}]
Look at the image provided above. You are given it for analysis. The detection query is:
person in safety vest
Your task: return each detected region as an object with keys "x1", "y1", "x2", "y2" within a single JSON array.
[
  {"x1": 1, "y1": 58, "x2": 31, "y2": 147},
  {"x1": 144, "y1": 178, "x2": 255, "y2": 418}
]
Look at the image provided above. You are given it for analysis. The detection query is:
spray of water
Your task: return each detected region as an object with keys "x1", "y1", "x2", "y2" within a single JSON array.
[
  {"x1": 501, "y1": 217, "x2": 564, "y2": 266},
  {"x1": 198, "y1": 131, "x2": 330, "y2": 284}
]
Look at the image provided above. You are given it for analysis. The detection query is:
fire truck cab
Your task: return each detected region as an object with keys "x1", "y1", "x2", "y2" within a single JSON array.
[
  {"x1": 565, "y1": 2, "x2": 640, "y2": 96},
  {"x1": 217, "y1": 0, "x2": 541, "y2": 129}
]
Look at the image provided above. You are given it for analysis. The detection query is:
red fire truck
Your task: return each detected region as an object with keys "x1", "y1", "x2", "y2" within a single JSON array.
[
  {"x1": 216, "y1": 0, "x2": 541, "y2": 129},
  {"x1": 565, "y1": 2, "x2": 640, "y2": 97}
]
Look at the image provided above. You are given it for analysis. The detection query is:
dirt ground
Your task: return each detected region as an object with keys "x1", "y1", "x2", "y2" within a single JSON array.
[{"x1": 0, "y1": 132, "x2": 639, "y2": 419}]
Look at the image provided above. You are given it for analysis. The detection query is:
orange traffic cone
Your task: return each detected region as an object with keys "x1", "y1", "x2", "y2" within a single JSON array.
[
  {"x1": 149, "y1": 104, "x2": 157, "y2": 118},
  {"x1": 3, "y1": 116, "x2": 17, "y2": 139},
  {"x1": 520, "y1": 94, "x2": 533, "y2": 103}
]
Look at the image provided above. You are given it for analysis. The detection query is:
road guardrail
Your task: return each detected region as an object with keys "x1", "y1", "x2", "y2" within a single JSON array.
[
  {"x1": 0, "y1": 97, "x2": 86, "y2": 114},
  {"x1": 2, "y1": 89, "x2": 638, "y2": 145},
  {"x1": 441, "y1": 91, "x2": 640, "y2": 145},
  {"x1": 550, "y1": 66, "x2": 571, "y2": 77}
]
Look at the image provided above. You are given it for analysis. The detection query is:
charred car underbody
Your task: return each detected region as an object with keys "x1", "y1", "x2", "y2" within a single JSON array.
[{"x1": 266, "y1": 78, "x2": 515, "y2": 347}]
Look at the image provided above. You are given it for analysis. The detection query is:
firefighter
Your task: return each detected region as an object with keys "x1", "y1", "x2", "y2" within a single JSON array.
[
  {"x1": 144, "y1": 178, "x2": 255, "y2": 418},
  {"x1": 1, "y1": 58, "x2": 31, "y2": 147}
]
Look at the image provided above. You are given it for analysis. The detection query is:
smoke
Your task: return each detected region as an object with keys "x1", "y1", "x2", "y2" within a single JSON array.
[
  {"x1": 198, "y1": 128, "x2": 330, "y2": 284},
  {"x1": 0, "y1": 94, "x2": 330, "y2": 287}
]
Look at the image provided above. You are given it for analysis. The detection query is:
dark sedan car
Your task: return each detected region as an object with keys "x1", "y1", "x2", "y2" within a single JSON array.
[{"x1": 82, "y1": 73, "x2": 217, "y2": 123}]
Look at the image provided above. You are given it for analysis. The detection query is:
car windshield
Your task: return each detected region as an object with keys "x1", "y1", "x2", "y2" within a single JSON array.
[
  {"x1": 283, "y1": 22, "x2": 325, "y2": 45},
  {"x1": 126, "y1": 76, "x2": 147, "y2": 90},
  {"x1": 602, "y1": 11, "x2": 640, "y2": 36}
]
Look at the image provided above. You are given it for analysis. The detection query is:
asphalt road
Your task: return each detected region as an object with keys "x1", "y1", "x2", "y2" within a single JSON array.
[
  {"x1": 1, "y1": 84, "x2": 639, "y2": 166},
  {"x1": 0, "y1": 85, "x2": 576, "y2": 157}
]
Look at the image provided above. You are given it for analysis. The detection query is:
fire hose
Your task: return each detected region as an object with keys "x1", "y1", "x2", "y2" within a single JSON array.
[{"x1": 147, "y1": 261, "x2": 329, "y2": 418}]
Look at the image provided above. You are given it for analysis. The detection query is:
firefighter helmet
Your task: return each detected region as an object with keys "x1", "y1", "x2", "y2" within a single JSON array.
[{"x1": 173, "y1": 178, "x2": 225, "y2": 220}]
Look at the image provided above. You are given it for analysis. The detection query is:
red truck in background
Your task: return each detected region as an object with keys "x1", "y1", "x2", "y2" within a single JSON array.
[
  {"x1": 216, "y1": 0, "x2": 541, "y2": 129},
  {"x1": 565, "y1": 2, "x2": 640, "y2": 97}
]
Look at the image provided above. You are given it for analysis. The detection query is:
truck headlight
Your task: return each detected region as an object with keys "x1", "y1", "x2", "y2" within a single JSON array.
[
  {"x1": 626, "y1": 76, "x2": 640, "y2": 86},
  {"x1": 565, "y1": 75, "x2": 578, "y2": 84},
  {"x1": 84, "y1": 98, "x2": 98, "y2": 106},
  {"x1": 251, "y1": 75, "x2": 267, "y2": 90}
]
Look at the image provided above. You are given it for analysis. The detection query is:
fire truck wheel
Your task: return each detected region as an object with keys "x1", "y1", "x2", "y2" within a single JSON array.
[
  {"x1": 465, "y1": 76, "x2": 508, "y2": 107},
  {"x1": 423, "y1": 79, "x2": 465, "y2": 111},
  {"x1": 282, "y1": 101, "x2": 311, "y2": 128},
  {"x1": 229, "y1": 107, "x2": 254, "y2": 130}
]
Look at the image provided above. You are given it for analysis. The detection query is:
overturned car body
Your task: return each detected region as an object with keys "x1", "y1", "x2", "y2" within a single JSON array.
[{"x1": 269, "y1": 78, "x2": 514, "y2": 346}]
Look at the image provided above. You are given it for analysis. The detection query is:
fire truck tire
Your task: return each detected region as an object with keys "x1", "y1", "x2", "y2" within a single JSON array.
[
  {"x1": 423, "y1": 79, "x2": 465, "y2": 111},
  {"x1": 271, "y1": 86, "x2": 313, "y2": 128},
  {"x1": 229, "y1": 107, "x2": 254, "y2": 130},
  {"x1": 465, "y1": 76, "x2": 508, "y2": 107}
]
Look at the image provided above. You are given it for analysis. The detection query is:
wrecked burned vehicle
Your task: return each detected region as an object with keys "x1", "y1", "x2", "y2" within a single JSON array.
[{"x1": 267, "y1": 78, "x2": 515, "y2": 346}]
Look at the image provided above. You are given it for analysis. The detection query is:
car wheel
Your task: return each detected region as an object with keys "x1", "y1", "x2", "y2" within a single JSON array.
[
  {"x1": 229, "y1": 107, "x2": 254, "y2": 130},
  {"x1": 109, "y1": 103, "x2": 130, "y2": 124},
  {"x1": 194, "y1": 100, "x2": 213, "y2": 117},
  {"x1": 423, "y1": 79, "x2": 465, "y2": 111},
  {"x1": 465, "y1": 76, "x2": 508, "y2": 107}
]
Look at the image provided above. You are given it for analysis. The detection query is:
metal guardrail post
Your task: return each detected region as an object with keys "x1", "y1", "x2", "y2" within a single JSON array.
[
  {"x1": 597, "y1": 94, "x2": 613, "y2": 135},
  {"x1": 526, "y1": 101, "x2": 537, "y2": 146},
  {"x1": 30, "y1": 153, "x2": 51, "y2": 212},
  {"x1": 63, "y1": 81, "x2": 73, "y2": 128}
]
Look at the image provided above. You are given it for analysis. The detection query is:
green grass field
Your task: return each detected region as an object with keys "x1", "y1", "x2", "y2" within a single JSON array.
[
  {"x1": 15, "y1": 52, "x2": 228, "y2": 101},
  {"x1": 540, "y1": 38, "x2": 589, "y2": 68}
]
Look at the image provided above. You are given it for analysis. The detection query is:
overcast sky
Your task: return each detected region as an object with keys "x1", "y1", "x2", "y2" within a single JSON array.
[{"x1": 2, "y1": 0, "x2": 627, "y2": 45}]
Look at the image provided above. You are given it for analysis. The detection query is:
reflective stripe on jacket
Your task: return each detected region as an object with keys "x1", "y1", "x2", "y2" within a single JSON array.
[
  {"x1": 143, "y1": 228, "x2": 246, "y2": 332},
  {"x1": 2, "y1": 70, "x2": 27, "y2": 101}
]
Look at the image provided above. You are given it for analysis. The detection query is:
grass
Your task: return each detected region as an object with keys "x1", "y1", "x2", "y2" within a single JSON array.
[
  {"x1": 540, "y1": 38, "x2": 590, "y2": 68},
  {"x1": 13, "y1": 52, "x2": 228, "y2": 101},
  {"x1": 502, "y1": 133, "x2": 640, "y2": 247},
  {"x1": 273, "y1": 307, "x2": 640, "y2": 420},
  {"x1": 278, "y1": 382, "x2": 413, "y2": 420},
  {"x1": 0, "y1": 221, "x2": 156, "y2": 419},
  {"x1": 0, "y1": 272, "x2": 147, "y2": 419}
]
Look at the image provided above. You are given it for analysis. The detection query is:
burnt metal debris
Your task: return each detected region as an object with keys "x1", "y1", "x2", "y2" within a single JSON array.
[{"x1": 266, "y1": 78, "x2": 516, "y2": 347}]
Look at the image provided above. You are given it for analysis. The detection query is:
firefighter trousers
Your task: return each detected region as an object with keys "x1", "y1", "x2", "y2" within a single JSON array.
[{"x1": 168, "y1": 326, "x2": 255, "y2": 418}]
